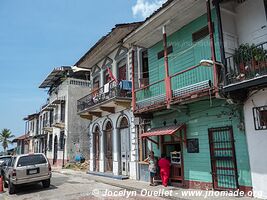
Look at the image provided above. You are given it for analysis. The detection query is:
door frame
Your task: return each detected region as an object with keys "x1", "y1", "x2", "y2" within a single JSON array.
[
  {"x1": 208, "y1": 126, "x2": 239, "y2": 191},
  {"x1": 119, "y1": 127, "x2": 131, "y2": 176},
  {"x1": 103, "y1": 121, "x2": 113, "y2": 172},
  {"x1": 162, "y1": 137, "x2": 184, "y2": 186},
  {"x1": 93, "y1": 131, "x2": 100, "y2": 172},
  {"x1": 53, "y1": 135, "x2": 58, "y2": 165}
]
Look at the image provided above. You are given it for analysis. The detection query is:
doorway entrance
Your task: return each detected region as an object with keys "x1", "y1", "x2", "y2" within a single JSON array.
[
  {"x1": 162, "y1": 141, "x2": 184, "y2": 186},
  {"x1": 119, "y1": 117, "x2": 130, "y2": 176},
  {"x1": 53, "y1": 135, "x2": 58, "y2": 165},
  {"x1": 208, "y1": 126, "x2": 239, "y2": 190},
  {"x1": 104, "y1": 121, "x2": 113, "y2": 172},
  {"x1": 93, "y1": 126, "x2": 100, "y2": 172}
]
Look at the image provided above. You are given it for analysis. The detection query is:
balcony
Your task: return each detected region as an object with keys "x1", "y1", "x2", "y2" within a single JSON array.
[
  {"x1": 135, "y1": 64, "x2": 215, "y2": 114},
  {"x1": 77, "y1": 80, "x2": 132, "y2": 119},
  {"x1": 42, "y1": 120, "x2": 52, "y2": 132},
  {"x1": 224, "y1": 42, "x2": 267, "y2": 94},
  {"x1": 52, "y1": 114, "x2": 65, "y2": 129}
]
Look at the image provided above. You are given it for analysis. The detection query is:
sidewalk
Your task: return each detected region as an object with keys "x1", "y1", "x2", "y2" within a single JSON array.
[{"x1": 53, "y1": 169, "x2": 255, "y2": 200}]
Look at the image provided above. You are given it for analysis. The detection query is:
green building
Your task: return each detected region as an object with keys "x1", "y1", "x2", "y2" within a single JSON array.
[{"x1": 123, "y1": 0, "x2": 253, "y2": 192}]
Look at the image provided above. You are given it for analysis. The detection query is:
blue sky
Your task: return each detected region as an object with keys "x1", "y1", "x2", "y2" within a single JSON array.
[{"x1": 0, "y1": 0, "x2": 165, "y2": 151}]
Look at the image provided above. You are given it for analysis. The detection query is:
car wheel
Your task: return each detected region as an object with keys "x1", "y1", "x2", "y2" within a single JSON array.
[
  {"x1": 42, "y1": 179, "x2": 50, "y2": 188},
  {"x1": 3, "y1": 176, "x2": 8, "y2": 188},
  {"x1": 8, "y1": 179, "x2": 16, "y2": 195}
]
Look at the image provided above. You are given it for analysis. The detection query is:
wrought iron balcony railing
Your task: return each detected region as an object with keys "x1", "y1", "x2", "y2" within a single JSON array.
[
  {"x1": 225, "y1": 42, "x2": 267, "y2": 85},
  {"x1": 77, "y1": 80, "x2": 132, "y2": 113}
]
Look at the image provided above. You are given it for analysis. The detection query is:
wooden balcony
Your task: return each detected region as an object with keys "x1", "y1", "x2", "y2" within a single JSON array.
[
  {"x1": 134, "y1": 64, "x2": 216, "y2": 115},
  {"x1": 77, "y1": 80, "x2": 132, "y2": 119}
]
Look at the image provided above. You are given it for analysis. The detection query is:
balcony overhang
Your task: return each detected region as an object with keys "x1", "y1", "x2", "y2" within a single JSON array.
[
  {"x1": 78, "y1": 97, "x2": 131, "y2": 119},
  {"x1": 123, "y1": 0, "x2": 207, "y2": 48},
  {"x1": 23, "y1": 113, "x2": 39, "y2": 121},
  {"x1": 224, "y1": 75, "x2": 267, "y2": 93},
  {"x1": 52, "y1": 122, "x2": 65, "y2": 129},
  {"x1": 42, "y1": 127, "x2": 53, "y2": 132}
]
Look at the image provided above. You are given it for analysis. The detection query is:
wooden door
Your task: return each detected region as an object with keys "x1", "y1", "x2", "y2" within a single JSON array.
[
  {"x1": 208, "y1": 126, "x2": 239, "y2": 190},
  {"x1": 118, "y1": 65, "x2": 126, "y2": 81},
  {"x1": 105, "y1": 130, "x2": 113, "y2": 172},
  {"x1": 105, "y1": 122, "x2": 113, "y2": 172},
  {"x1": 53, "y1": 135, "x2": 58, "y2": 165}
]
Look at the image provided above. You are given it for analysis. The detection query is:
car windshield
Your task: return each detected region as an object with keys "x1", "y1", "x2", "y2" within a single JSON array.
[{"x1": 17, "y1": 155, "x2": 47, "y2": 167}]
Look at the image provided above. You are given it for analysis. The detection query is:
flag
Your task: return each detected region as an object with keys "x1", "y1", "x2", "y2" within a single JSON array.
[{"x1": 107, "y1": 67, "x2": 118, "y2": 83}]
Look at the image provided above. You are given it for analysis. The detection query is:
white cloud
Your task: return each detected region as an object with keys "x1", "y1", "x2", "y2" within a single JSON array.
[{"x1": 132, "y1": 0, "x2": 167, "y2": 19}]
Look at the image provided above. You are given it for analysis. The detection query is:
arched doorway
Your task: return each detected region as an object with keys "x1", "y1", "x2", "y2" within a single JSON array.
[
  {"x1": 119, "y1": 116, "x2": 130, "y2": 176},
  {"x1": 104, "y1": 121, "x2": 113, "y2": 172},
  {"x1": 53, "y1": 135, "x2": 58, "y2": 165},
  {"x1": 93, "y1": 126, "x2": 100, "y2": 172}
]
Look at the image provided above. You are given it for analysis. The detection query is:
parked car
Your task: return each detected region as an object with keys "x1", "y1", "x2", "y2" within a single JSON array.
[
  {"x1": 0, "y1": 155, "x2": 12, "y2": 176},
  {"x1": 2, "y1": 153, "x2": 52, "y2": 194}
]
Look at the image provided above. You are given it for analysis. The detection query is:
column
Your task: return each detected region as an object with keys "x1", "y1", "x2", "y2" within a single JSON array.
[
  {"x1": 99, "y1": 130, "x2": 105, "y2": 172},
  {"x1": 113, "y1": 128, "x2": 120, "y2": 175},
  {"x1": 89, "y1": 131, "x2": 94, "y2": 172}
]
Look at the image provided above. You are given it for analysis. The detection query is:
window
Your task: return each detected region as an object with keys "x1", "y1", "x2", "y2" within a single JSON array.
[
  {"x1": 140, "y1": 50, "x2": 149, "y2": 87},
  {"x1": 48, "y1": 134, "x2": 53, "y2": 150},
  {"x1": 253, "y1": 106, "x2": 267, "y2": 130},
  {"x1": 60, "y1": 102, "x2": 65, "y2": 122},
  {"x1": 17, "y1": 154, "x2": 47, "y2": 167},
  {"x1": 157, "y1": 46, "x2": 173, "y2": 59},
  {"x1": 59, "y1": 131, "x2": 65, "y2": 150},
  {"x1": 192, "y1": 25, "x2": 210, "y2": 43},
  {"x1": 104, "y1": 68, "x2": 111, "y2": 84},
  {"x1": 93, "y1": 76, "x2": 100, "y2": 89},
  {"x1": 118, "y1": 59, "x2": 127, "y2": 81}
]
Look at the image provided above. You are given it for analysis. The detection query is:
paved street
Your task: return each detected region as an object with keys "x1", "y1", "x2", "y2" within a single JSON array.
[
  {"x1": 0, "y1": 171, "x2": 164, "y2": 200},
  {"x1": 0, "y1": 169, "x2": 256, "y2": 200}
]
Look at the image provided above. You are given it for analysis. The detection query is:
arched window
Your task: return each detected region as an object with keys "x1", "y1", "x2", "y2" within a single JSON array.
[
  {"x1": 119, "y1": 117, "x2": 129, "y2": 129},
  {"x1": 105, "y1": 121, "x2": 112, "y2": 131}
]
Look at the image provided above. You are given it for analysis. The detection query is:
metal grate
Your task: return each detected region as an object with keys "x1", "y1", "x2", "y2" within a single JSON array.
[
  {"x1": 172, "y1": 80, "x2": 212, "y2": 98},
  {"x1": 208, "y1": 126, "x2": 239, "y2": 190}
]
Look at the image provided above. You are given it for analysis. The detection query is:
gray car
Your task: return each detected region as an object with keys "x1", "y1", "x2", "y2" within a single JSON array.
[
  {"x1": 0, "y1": 155, "x2": 12, "y2": 176},
  {"x1": 2, "y1": 153, "x2": 52, "y2": 194}
]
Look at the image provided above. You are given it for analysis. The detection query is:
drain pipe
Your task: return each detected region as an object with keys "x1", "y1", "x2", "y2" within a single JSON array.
[
  {"x1": 207, "y1": 0, "x2": 219, "y2": 95},
  {"x1": 213, "y1": 0, "x2": 227, "y2": 85}
]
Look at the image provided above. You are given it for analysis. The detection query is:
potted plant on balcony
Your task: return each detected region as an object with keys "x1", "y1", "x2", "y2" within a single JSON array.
[
  {"x1": 233, "y1": 43, "x2": 252, "y2": 80},
  {"x1": 251, "y1": 44, "x2": 267, "y2": 72}
]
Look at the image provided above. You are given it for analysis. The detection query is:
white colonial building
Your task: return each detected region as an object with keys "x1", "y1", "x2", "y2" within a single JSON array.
[{"x1": 75, "y1": 22, "x2": 141, "y2": 179}]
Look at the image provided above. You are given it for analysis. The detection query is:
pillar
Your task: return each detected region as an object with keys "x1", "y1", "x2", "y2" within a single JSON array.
[
  {"x1": 113, "y1": 128, "x2": 120, "y2": 175},
  {"x1": 99, "y1": 130, "x2": 105, "y2": 172}
]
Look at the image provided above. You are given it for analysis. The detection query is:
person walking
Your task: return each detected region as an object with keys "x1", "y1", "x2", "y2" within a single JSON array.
[
  {"x1": 158, "y1": 153, "x2": 171, "y2": 187},
  {"x1": 144, "y1": 151, "x2": 157, "y2": 186}
]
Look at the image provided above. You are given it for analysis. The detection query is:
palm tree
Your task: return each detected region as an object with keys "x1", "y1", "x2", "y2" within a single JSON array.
[{"x1": 0, "y1": 129, "x2": 15, "y2": 153}]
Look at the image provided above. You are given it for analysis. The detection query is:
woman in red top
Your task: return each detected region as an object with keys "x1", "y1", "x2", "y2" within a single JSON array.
[{"x1": 158, "y1": 154, "x2": 171, "y2": 187}]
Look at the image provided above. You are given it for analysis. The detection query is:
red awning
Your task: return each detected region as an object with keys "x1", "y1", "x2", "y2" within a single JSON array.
[{"x1": 141, "y1": 124, "x2": 186, "y2": 138}]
